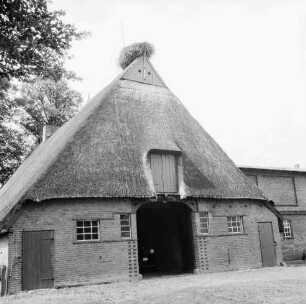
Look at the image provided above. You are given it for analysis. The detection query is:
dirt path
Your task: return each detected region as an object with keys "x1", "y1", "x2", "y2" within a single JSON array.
[{"x1": 2, "y1": 267, "x2": 306, "y2": 304}]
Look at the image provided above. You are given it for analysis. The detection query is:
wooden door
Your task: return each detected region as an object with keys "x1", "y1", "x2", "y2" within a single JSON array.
[
  {"x1": 258, "y1": 223, "x2": 277, "y2": 267},
  {"x1": 23, "y1": 231, "x2": 54, "y2": 290}
]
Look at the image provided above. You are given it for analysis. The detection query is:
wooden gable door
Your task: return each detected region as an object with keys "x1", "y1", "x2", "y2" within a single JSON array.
[
  {"x1": 150, "y1": 154, "x2": 178, "y2": 193},
  {"x1": 258, "y1": 223, "x2": 277, "y2": 267},
  {"x1": 23, "y1": 231, "x2": 54, "y2": 290}
]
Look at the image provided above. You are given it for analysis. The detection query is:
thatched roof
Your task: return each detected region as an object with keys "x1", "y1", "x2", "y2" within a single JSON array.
[{"x1": 0, "y1": 55, "x2": 268, "y2": 228}]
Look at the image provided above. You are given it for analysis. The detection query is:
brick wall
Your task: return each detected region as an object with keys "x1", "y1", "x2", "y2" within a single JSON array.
[
  {"x1": 193, "y1": 200, "x2": 282, "y2": 273},
  {"x1": 7, "y1": 198, "x2": 283, "y2": 294},
  {"x1": 294, "y1": 175, "x2": 306, "y2": 209},
  {"x1": 241, "y1": 169, "x2": 306, "y2": 211},
  {"x1": 7, "y1": 228, "x2": 22, "y2": 293},
  {"x1": 258, "y1": 176, "x2": 297, "y2": 206},
  {"x1": 8, "y1": 198, "x2": 139, "y2": 294},
  {"x1": 281, "y1": 214, "x2": 306, "y2": 260}
]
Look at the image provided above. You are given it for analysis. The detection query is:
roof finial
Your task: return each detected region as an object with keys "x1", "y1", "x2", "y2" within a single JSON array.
[{"x1": 118, "y1": 42, "x2": 154, "y2": 70}]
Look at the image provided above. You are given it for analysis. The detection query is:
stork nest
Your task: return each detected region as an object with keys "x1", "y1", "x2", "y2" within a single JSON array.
[{"x1": 118, "y1": 42, "x2": 155, "y2": 70}]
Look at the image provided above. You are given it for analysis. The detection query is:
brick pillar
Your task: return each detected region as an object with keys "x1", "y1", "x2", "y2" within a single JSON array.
[
  {"x1": 129, "y1": 213, "x2": 140, "y2": 279},
  {"x1": 191, "y1": 212, "x2": 200, "y2": 273},
  {"x1": 7, "y1": 228, "x2": 23, "y2": 294},
  {"x1": 192, "y1": 212, "x2": 209, "y2": 273},
  {"x1": 127, "y1": 241, "x2": 139, "y2": 280}
]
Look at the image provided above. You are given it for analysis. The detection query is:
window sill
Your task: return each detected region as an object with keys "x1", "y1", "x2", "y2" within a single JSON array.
[
  {"x1": 73, "y1": 240, "x2": 101, "y2": 244},
  {"x1": 197, "y1": 233, "x2": 248, "y2": 238},
  {"x1": 73, "y1": 239, "x2": 137, "y2": 244}
]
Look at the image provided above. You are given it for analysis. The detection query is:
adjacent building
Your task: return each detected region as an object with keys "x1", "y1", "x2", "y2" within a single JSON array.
[{"x1": 240, "y1": 166, "x2": 306, "y2": 261}]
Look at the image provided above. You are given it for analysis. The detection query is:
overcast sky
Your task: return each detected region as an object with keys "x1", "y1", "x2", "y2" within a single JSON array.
[{"x1": 52, "y1": 0, "x2": 306, "y2": 169}]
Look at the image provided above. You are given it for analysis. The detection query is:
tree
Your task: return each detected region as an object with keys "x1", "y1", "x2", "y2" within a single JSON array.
[
  {"x1": 14, "y1": 77, "x2": 83, "y2": 141},
  {"x1": 0, "y1": 83, "x2": 34, "y2": 187},
  {"x1": 0, "y1": 123, "x2": 33, "y2": 187},
  {"x1": 0, "y1": 0, "x2": 86, "y2": 186},
  {"x1": 0, "y1": 0, "x2": 86, "y2": 81},
  {"x1": 0, "y1": 78, "x2": 83, "y2": 186}
]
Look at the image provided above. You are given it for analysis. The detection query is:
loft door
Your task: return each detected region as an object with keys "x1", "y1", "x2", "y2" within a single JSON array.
[{"x1": 150, "y1": 153, "x2": 178, "y2": 193}]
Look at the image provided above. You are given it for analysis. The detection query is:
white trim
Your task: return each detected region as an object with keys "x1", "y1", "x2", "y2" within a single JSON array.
[
  {"x1": 227, "y1": 216, "x2": 244, "y2": 234},
  {"x1": 120, "y1": 214, "x2": 131, "y2": 239},
  {"x1": 76, "y1": 220, "x2": 100, "y2": 241}
]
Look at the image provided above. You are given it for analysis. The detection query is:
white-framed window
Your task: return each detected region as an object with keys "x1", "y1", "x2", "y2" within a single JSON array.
[
  {"x1": 76, "y1": 220, "x2": 99, "y2": 241},
  {"x1": 283, "y1": 220, "x2": 293, "y2": 238},
  {"x1": 120, "y1": 214, "x2": 131, "y2": 238},
  {"x1": 199, "y1": 212, "x2": 209, "y2": 234},
  {"x1": 227, "y1": 216, "x2": 244, "y2": 233}
]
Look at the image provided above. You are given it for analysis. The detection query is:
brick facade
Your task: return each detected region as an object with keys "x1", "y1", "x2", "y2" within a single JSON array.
[
  {"x1": 6, "y1": 198, "x2": 282, "y2": 294},
  {"x1": 8, "y1": 199, "x2": 139, "y2": 294},
  {"x1": 193, "y1": 200, "x2": 282, "y2": 273},
  {"x1": 280, "y1": 213, "x2": 306, "y2": 260},
  {"x1": 240, "y1": 167, "x2": 306, "y2": 261}
]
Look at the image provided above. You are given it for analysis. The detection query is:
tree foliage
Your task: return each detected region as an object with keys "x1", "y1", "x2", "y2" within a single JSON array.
[
  {"x1": 0, "y1": 83, "x2": 33, "y2": 186},
  {"x1": 0, "y1": 0, "x2": 87, "y2": 186},
  {"x1": 0, "y1": 123, "x2": 32, "y2": 187},
  {"x1": 0, "y1": 78, "x2": 84, "y2": 186},
  {"x1": 0, "y1": 0, "x2": 87, "y2": 81},
  {"x1": 15, "y1": 78, "x2": 84, "y2": 141}
]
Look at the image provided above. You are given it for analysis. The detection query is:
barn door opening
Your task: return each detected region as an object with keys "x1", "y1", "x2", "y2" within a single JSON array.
[
  {"x1": 258, "y1": 222, "x2": 277, "y2": 267},
  {"x1": 137, "y1": 202, "x2": 195, "y2": 276},
  {"x1": 23, "y1": 231, "x2": 54, "y2": 290}
]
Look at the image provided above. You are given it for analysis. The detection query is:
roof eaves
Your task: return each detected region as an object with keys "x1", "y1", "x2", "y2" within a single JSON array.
[
  {"x1": 184, "y1": 196, "x2": 269, "y2": 202},
  {"x1": 239, "y1": 165, "x2": 306, "y2": 173}
]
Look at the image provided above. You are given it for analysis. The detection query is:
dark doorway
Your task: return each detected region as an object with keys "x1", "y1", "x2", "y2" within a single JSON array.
[
  {"x1": 137, "y1": 202, "x2": 195, "y2": 276},
  {"x1": 258, "y1": 222, "x2": 277, "y2": 267},
  {"x1": 23, "y1": 231, "x2": 54, "y2": 290}
]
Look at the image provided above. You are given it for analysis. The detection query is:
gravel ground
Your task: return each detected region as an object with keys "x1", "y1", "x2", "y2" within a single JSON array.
[{"x1": 1, "y1": 266, "x2": 306, "y2": 304}]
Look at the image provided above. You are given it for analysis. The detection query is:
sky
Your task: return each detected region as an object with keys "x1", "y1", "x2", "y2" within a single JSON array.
[{"x1": 52, "y1": 0, "x2": 306, "y2": 169}]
